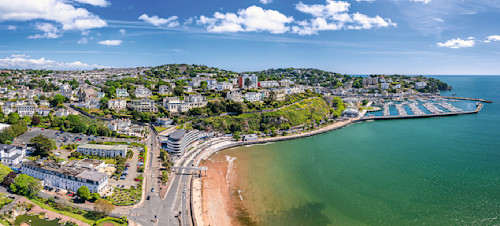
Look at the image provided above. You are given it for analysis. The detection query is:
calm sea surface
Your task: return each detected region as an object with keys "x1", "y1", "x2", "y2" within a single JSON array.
[{"x1": 213, "y1": 75, "x2": 500, "y2": 226}]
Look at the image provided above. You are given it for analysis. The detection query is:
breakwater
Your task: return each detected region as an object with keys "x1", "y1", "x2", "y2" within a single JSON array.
[{"x1": 441, "y1": 96, "x2": 493, "y2": 103}]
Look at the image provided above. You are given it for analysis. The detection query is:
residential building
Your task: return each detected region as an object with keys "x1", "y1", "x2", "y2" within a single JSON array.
[
  {"x1": 415, "y1": 82, "x2": 427, "y2": 89},
  {"x1": 79, "y1": 88, "x2": 97, "y2": 102},
  {"x1": 243, "y1": 92, "x2": 262, "y2": 102},
  {"x1": 55, "y1": 108, "x2": 70, "y2": 117},
  {"x1": 108, "y1": 99, "x2": 126, "y2": 111},
  {"x1": 36, "y1": 107, "x2": 52, "y2": 117},
  {"x1": 116, "y1": 88, "x2": 129, "y2": 97},
  {"x1": 39, "y1": 100, "x2": 50, "y2": 107},
  {"x1": 163, "y1": 95, "x2": 207, "y2": 113},
  {"x1": 238, "y1": 74, "x2": 259, "y2": 88},
  {"x1": 226, "y1": 91, "x2": 243, "y2": 102},
  {"x1": 106, "y1": 119, "x2": 132, "y2": 132},
  {"x1": 20, "y1": 160, "x2": 108, "y2": 194},
  {"x1": 0, "y1": 144, "x2": 26, "y2": 165},
  {"x1": 215, "y1": 82, "x2": 233, "y2": 91},
  {"x1": 381, "y1": 83, "x2": 390, "y2": 90},
  {"x1": 134, "y1": 85, "x2": 152, "y2": 98},
  {"x1": 129, "y1": 98, "x2": 158, "y2": 112},
  {"x1": 17, "y1": 104, "x2": 36, "y2": 117},
  {"x1": 156, "y1": 117, "x2": 173, "y2": 126},
  {"x1": 77, "y1": 144, "x2": 128, "y2": 158},
  {"x1": 260, "y1": 80, "x2": 279, "y2": 88},
  {"x1": 158, "y1": 85, "x2": 172, "y2": 95}
]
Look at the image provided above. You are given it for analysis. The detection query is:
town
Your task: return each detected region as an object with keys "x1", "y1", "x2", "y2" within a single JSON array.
[{"x1": 0, "y1": 64, "x2": 482, "y2": 226}]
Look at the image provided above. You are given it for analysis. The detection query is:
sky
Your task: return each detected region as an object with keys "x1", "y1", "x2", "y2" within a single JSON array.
[{"x1": 1, "y1": 0, "x2": 500, "y2": 75}]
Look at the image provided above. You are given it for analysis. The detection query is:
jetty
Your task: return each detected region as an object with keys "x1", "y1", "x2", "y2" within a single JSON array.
[
  {"x1": 361, "y1": 102, "x2": 483, "y2": 121},
  {"x1": 442, "y1": 96, "x2": 493, "y2": 103}
]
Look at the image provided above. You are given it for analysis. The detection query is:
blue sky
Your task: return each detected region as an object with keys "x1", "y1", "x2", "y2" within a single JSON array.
[{"x1": 1, "y1": 0, "x2": 500, "y2": 75}]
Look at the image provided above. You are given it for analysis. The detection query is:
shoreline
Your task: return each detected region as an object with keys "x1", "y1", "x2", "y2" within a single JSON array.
[{"x1": 192, "y1": 99, "x2": 486, "y2": 225}]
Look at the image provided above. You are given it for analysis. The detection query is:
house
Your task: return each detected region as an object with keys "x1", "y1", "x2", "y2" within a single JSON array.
[
  {"x1": 158, "y1": 85, "x2": 172, "y2": 95},
  {"x1": 107, "y1": 119, "x2": 132, "y2": 132},
  {"x1": 163, "y1": 95, "x2": 207, "y2": 113},
  {"x1": 184, "y1": 86, "x2": 193, "y2": 93},
  {"x1": 243, "y1": 92, "x2": 262, "y2": 102},
  {"x1": 215, "y1": 82, "x2": 233, "y2": 91},
  {"x1": 129, "y1": 98, "x2": 158, "y2": 112},
  {"x1": 381, "y1": 83, "x2": 390, "y2": 90},
  {"x1": 415, "y1": 82, "x2": 427, "y2": 89},
  {"x1": 134, "y1": 85, "x2": 152, "y2": 98},
  {"x1": 226, "y1": 91, "x2": 243, "y2": 102},
  {"x1": 116, "y1": 88, "x2": 129, "y2": 97},
  {"x1": 156, "y1": 117, "x2": 173, "y2": 126},
  {"x1": 36, "y1": 107, "x2": 52, "y2": 117},
  {"x1": 0, "y1": 144, "x2": 26, "y2": 165},
  {"x1": 108, "y1": 99, "x2": 127, "y2": 111},
  {"x1": 55, "y1": 108, "x2": 71, "y2": 117},
  {"x1": 39, "y1": 100, "x2": 50, "y2": 107},
  {"x1": 79, "y1": 88, "x2": 97, "y2": 102}
]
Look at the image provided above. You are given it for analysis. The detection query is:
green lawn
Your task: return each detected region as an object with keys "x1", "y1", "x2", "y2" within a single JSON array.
[
  {"x1": 29, "y1": 198, "x2": 95, "y2": 225},
  {"x1": 154, "y1": 127, "x2": 167, "y2": 133}
]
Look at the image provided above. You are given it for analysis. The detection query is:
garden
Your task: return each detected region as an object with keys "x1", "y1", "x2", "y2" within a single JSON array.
[{"x1": 107, "y1": 185, "x2": 142, "y2": 206}]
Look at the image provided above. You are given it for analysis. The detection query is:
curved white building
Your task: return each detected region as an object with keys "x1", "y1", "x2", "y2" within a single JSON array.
[{"x1": 164, "y1": 129, "x2": 200, "y2": 155}]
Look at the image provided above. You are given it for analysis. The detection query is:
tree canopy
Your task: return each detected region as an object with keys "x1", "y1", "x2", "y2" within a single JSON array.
[
  {"x1": 10, "y1": 174, "x2": 41, "y2": 198},
  {"x1": 77, "y1": 186, "x2": 91, "y2": 201},
  {"x1": 30, "y1": 134, "x2": 56, "y2": 157}
]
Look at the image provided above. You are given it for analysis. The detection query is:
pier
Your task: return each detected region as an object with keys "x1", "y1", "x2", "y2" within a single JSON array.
[
  {"x1": 395, "y1": 104, "x2": 408, "y2": 116},
  {"x1": 441, "y1": 96, "x2": 493, "y2": 103},
  {"x1": 361, "y1": 103, "x2": 482, "y2": 121}
]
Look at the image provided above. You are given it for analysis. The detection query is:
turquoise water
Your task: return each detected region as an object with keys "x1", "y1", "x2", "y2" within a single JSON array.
[{"x1": 219, "y1": 76, "x2": 500, "y2": 225}]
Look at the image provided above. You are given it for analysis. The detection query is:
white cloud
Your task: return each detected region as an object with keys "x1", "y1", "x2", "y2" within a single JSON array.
[
  {"x1": 73, "y1": 0, "x2": 110, "y2": 7},
  {"x1": 11, "y1": 54, "x2": 30, "y2": 58},
  {"x1": 138, "y1": 14, "x2": 179, "y2": 27},
  {"x1": 260, "y1": 0, "x2": 272, "y2": 4},
  {"x1": 411, "y1": 0, "x2": 432, "y2": 4},
  {"x1": 484, "y1": 35, "x2": 500, "y2": 43},
  {"x1": 6, "y1": 25, "x2": 16, "y2": 30},
  {"x1": 0, "y1": 54, "x2": 109, "y2": 70},
  {"x1": 292, "y1": 0, "x2": 396, "y2": 35},
  {"x1": 98, "y1": 40, "x2": 122, "y2": 46},
  {"x1": 197, "y1": 6, "x2": 293, "y2": 34},
  {"x1": 0, "y1": 0, "x2": 107, "y2": 31},
  {"x1": 119, "y1": 29, "x2": 126, "y2": 35},
  {"x1": 77, "y1": 37, "x2": 88, "y2": 44},
  {"x1": 355, "y1": 0, "x2": 375, "y2": 2},
  {"x1": 437, "y1": 37, "x2": 475, "y2": 49},
  {"x1": 28, "y1": 23, "x2": 61, "y2": 39},
  {"x1": 433, "y1": 17, "x2": 444, "y2": 22}
]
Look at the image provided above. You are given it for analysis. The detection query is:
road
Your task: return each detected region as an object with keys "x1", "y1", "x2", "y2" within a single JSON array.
[{"x1": 128, "y1": 132, "x2": 232, "y2": 225}]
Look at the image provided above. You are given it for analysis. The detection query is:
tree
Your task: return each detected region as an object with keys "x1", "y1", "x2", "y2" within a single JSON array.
[
  {"x1": 173, "y1": 85, "x2": 184, "y2": 96},
  {"x1": 77, "y1": 186, "x2": 91, "y2": 201},
  {"x1": 51, "y1": 94, "x2": 66, "y2": 107},
  {"x1": 233, "y1": 131, "x2": 240, "y2": 140},
  {"x1": 244, "y1": 78, "x2": 252, "y2": 88},
  {"x1": 10, "y1": 174, "x2": 41, "y2": 198},
  {"x1": 91, "y1": 193, "x2": 100, "y2": 202},
  {"x1": 0, "y1": 163, "x2": 12, "y2": 182},
  {"x1": 70, "y1": 151, "x2": 81, "y2": 158},
  {"x1": 7, "y1": 112, "x2": 19, "y2": 124},
  {"x1": 31, "y1": 116, "x2": 41, "y2": 126},
  {"x1": 30, "y1": 134, "x2": 56, "y2": 157},
  {"x1": 94, "y1": 199, "x2": 115, "y2": 216},
  {"x1": 97, "y1": 126, "x2": 109, "y2": 136},
  {"x1": 87, "y1": 125, "x2": 97, "y2": 135}
]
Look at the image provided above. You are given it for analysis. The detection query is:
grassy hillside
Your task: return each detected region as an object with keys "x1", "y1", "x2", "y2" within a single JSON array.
[{"x1": 194, "y1": 97, "x2": 330, "y2": 133}]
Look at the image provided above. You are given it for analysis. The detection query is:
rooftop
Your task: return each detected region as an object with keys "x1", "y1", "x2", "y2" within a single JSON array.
[
  {"x1": 169, "y1": 129, "x2": 187, "y2": 141},
  {"x1": 77, "y1": 144, "x2": 128, "y2": 151}
]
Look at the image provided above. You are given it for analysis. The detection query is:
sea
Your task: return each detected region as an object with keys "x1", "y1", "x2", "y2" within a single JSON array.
[{"x1": 205, "y1": 75, "x2": 500, "y2": 226}]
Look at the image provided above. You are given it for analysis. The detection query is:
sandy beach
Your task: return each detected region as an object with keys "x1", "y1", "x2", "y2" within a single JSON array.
[{"x1": 196, "y1": 116, "x2": 364, "y2": 225}]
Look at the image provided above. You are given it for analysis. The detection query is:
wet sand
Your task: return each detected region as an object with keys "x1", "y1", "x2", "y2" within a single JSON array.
[{"x1": 201, "y1": 155, "x2": 234, "y2": 226}]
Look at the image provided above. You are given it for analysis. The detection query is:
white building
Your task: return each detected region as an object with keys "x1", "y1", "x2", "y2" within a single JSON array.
[
  {"x1": 415, "y1": 82, "x2": 427, "y2": 89},
  {"x1": 36, "y1": 107, "x2": 52, "y2": 117},
  {"x1": 238, "y1": 74, "x2": 259, "y2": 88},
  {"x1": 116, "y1": 88, "x2": 129, "y2": 97},
  {"x1": 0, "y1": 144, "x2": 26, "y2": 165},
  {"x1": 381, "y1": 83, "x2": 390, "y2": 90},
  {"x1": 226, "y1": 91, "x2": 243, "y2": 102},
  {"x1": 162, "y1": 129, "x2": 200, "y2": 155},
  {"x1": 108, "y1": 99, "x2": 127, "y2": 111},
  {"x1": 243, "y1": 92, "x2": 262, "y2": 102},
  {"x1": 259, "y1": 81, "x2": 279, "y2": 88},
  {"x1": 21, "y1": 160, "x2": 108, "y2": 194},
  {"x1": 55, "y1": 108, "x2": 71, "y2": 117},
  {"x1": 17, "y1": 104, "x2": 36, "y2": 117},
  {"x1": 163, "y1": 95, "x2": 207, "y2": 113},
  {"x1": 134, "y1": 85, "x2": 152, "y2": 98},
  {"x1": 215, "y1": 82, "x2": 233, "y2": 91},
  {"x1": 129, "y1": 98, "x2": 158, "y2": 112},
  {"x1": 158, "y1": 85, "x2": 172, "y2": 95},
  {"x1": 77, "y1": 144, "x2": 128, "y2": 158},
  {"x1": 106, "y1": 119, "x2": 132, "y2": 132}
]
